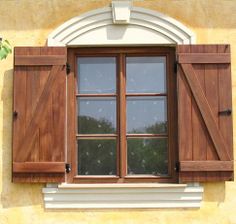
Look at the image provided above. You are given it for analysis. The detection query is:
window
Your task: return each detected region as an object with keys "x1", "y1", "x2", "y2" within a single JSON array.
[
  {"x1": 12, "y1": 45, "x2": 233, "y2": 184},
  {"x1": 67, "y1": 47, "x2": 177, "y2": 183}
]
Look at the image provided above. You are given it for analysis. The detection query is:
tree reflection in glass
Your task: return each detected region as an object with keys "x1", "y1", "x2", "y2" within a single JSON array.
[
  {"x1": 127, "y1": 97, "x2": 167, "y2": 134},
  {"x1": 78, "y1": 97, "x2": 116, "y2": 134},
  {"x1": 128, "y1": 138, "x2": 168, "y2": 176},
  {"x1": 78, "y1": 139, "x2": 116, "y2": 175}
]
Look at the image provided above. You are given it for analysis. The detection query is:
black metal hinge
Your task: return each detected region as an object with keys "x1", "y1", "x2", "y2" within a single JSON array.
[
  {"x1": 65, "y1": 163, "x2": 71, "y2": 173},
  {"x1": 218, "y1": 109, "x2": 232, "y2": 116},
  {"x1": 66, "y1": 62, "x2": 71, "y2": 75},
  {"x1": 175, "y1": 162, "x2": 180, "y2": 172},
  {"x1": 13, "y1": 111, "x2": 18, "y2": 119},
  {"x1": 174, "y1": 61, "x2": 178, "y2": 74}
]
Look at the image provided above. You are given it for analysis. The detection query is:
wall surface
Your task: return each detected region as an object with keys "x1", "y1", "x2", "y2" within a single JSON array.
[{"x1": 0, "y1": 0, "x2": 236, "y2": 223}]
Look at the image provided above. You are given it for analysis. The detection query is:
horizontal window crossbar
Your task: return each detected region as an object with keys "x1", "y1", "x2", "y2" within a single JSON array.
[
  {"x1": 76, "y1": 134, "x2": 117, "y2": 139},
  {"x1": 126, "y1": 93, "x2": 167, "y2": 97},
  {"x1": 76, "y1": 94, "x2": 117, "y2": 97},
  {"x1": 126, "y1": 134, "x2": 168, "y2": 138}
]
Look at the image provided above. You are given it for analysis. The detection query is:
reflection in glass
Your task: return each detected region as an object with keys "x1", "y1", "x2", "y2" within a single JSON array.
[
  {"x1": 127, "y1": 138, "x2": 168, "y2": 175},
  {"x1": 126, "y1": 57, "x2": 166, "y2": 93},
  {"x1": 127, "y1": 97, "x2": 167, "y2": 134},
  {"x1": 77, "y1": 57, "x2": 116, "y2": 94},
  {"x1": 78, "y1": 97, "x2": 116, "y2": 134},
  {"x1": 78, "y1": 139, "x2": 117, "y2": 175}
]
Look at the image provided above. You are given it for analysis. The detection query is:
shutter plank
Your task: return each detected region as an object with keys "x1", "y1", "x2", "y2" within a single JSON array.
[
  {"x1": 177, "y1": 45, "x2": 193, "y2": 182},
  {"x1": 204, "y1": 45, "x2": 221, "y2": 181},
  {"x1": 191, "y1": 45, "x2": 207, "y2": 182},
  {"x1": 218, "y1": 45, "x2": 234, "y2": 181}
]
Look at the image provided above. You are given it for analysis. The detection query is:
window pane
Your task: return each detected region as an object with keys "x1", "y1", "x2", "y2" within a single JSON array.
[
  {"x1": 126, "y1": 57, "x2": 166, "y2": 93},
  {"x1": 127, "y1": 97, "x2": 167, "y2": 134},
  {"x1": 77, "y1": 57, "x2": 116, "y2": 94},
  {"x1": 127, "y1": 138, "x2": 168, "y2": 175},
  {"x1": 78, "y1": 97, "x2": 116, "y2": 134},
  {"x1": 78, "y1": 139, "x2": 117, "y2": 175}
]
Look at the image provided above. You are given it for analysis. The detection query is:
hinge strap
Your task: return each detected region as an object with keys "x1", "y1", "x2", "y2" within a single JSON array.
[
  {"x1": 174, "y1": 61, "x2": 178, "y2": 74},
  {"x1": 66, "y1": 62, "x2": 71, "y2": 75}
]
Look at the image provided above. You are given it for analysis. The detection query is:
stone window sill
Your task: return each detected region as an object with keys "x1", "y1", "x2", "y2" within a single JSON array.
[{"x1": 43, "y1": 183, "x2": 203, "y2": 209}]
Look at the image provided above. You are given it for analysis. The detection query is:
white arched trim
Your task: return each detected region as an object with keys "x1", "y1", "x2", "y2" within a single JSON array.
[{"x1": 47, "y1": 6, "x2": 196, "y2": 46}]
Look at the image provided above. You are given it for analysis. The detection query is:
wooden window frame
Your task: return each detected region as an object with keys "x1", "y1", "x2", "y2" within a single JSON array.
[{"x1": 67, "y1": 47, "x2": 178, "y2": 183}]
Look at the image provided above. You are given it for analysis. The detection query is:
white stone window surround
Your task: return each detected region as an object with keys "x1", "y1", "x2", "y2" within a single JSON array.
[
  {"x1": 44, "y1": 1, "x2": 202, "y2": 209},
  {"x1": 47, "y1": 2, "x2": 196, "y2": 46}
]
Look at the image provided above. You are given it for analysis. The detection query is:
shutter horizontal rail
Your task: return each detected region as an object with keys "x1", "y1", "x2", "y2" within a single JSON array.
[
  {"x1": 15, "y1": 55, "x2": 66, "y2": 65},
  {"x1": 180, "y1": 161, "x2": 233, "y2": 171},
  {"x1": 13, "y1": 162, "x2": 65, "y2": 173},
  {"x1": 178, "y1": 53, "x2": 230, "y2": 64}
]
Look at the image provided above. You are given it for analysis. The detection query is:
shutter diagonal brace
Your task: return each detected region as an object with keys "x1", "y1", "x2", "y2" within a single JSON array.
[
  {"x1": 14, "y1": 65, "x2": 63, "y2": 162},
  {"x1": 180, "y1": 63, "x2": 231, "y2": 161}
]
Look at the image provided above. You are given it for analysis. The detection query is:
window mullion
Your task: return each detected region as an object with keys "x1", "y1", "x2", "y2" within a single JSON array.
[{"x1": 119, "y1": 53, "x2": 127, "y2": 178}]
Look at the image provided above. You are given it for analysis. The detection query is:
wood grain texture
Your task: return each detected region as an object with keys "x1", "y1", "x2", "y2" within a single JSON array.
[{"x1": 13, "y1": 47, "x2": 67, "y2": 183}]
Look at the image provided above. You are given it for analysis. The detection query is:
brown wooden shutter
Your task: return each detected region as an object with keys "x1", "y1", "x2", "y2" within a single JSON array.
[
  {"x1": 177, "y1": 45, "x2": 233, "y2": 182},
  {"x1": 13, "y1": 47, "x2": 67, "y2": 183}
]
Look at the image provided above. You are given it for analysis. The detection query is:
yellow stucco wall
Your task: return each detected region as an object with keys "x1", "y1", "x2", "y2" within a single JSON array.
[{"x1": 0, "y1": 0, "x2": 236, "y2": 223}]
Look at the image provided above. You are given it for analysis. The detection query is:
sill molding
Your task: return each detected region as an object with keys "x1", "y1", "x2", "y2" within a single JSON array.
[{"x1": 43, "y1": 183, "x2": 203, "y2": 209}]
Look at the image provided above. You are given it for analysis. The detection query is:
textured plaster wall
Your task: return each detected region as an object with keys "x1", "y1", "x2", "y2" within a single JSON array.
[{"x1": 0, "y1": 0, "x2": 236, "y2": 223}]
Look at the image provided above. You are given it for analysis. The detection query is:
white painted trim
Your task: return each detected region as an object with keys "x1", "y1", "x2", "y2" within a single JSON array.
[
  {"x1": 47, "y1": 6, "x2": 196, "y2": 46},
  {"x1": 43, "y1": 184, "x2": 203, "y2": 209}
]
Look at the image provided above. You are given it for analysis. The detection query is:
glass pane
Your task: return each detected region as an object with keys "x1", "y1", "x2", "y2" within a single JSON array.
[
  {"x1": 77, "y1": 57, "x2": 116, "y2": 94},
  {"x1": 127, "y1": 138, "x2": 168, "y2": 175},
  {"x1": 78, "y1": 139, "x2": 117, "y2": 175},
  {"x1": 78, "y1": 97, "x2": 116, "y2": 134},
  {"x1": 126, "y1": 57, "x2": 166, "y2": 93},
  {"x1": 127, "y1": 97, "x2": 167, "y2": 134}
]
